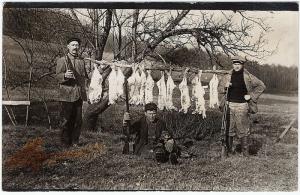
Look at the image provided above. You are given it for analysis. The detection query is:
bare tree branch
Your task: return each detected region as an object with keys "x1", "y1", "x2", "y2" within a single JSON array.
[{"x1": 69, "y1": 8, "x2": 95, "y2": 50}]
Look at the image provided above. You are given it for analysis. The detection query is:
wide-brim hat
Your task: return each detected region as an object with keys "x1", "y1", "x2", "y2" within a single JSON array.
[
  {"x1": 67, "y1": 37, "x2": 81, "y2": 45},
  {"x1": 231, "y1": 55, "x2": 246, "y2": 64}
]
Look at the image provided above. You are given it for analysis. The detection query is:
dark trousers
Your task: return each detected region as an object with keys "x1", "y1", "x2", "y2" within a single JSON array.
[
  {"x1": 60, "y1": 99, "x2": 83, "y2": 145},
  {"x1": 82, "y1": 98, "x2": 109, "y2": 131}
]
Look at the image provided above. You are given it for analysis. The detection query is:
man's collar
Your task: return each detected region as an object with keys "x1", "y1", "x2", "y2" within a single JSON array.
[
  {"x1": 145, "y1": 116, "x2": 158, "y2": 124},
  {"x1": 232, "y1": 68, "x2": 244, "y2": 73},
  {"x1": 230, "y1": 68, "x2": 245, "y2": 74},
  {"x1": 67, "y1": 53, "x2": 79, "y2": 59}
]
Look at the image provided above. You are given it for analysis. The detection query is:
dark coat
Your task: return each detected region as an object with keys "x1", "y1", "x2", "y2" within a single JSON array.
[
  {"x1": 218, "y1": 69, "x2": 266, "y2": 113},
  {"x1": 130, "y1": 116, "x2": 173, "y2": 155},
  {"x1": 55, "y1": 54, "x2": 89, "y2": 102}
]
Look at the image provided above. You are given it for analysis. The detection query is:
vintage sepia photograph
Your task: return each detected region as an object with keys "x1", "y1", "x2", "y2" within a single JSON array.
[{"x1": 1, "y1": 1, "x2": 298, "y2": 191}]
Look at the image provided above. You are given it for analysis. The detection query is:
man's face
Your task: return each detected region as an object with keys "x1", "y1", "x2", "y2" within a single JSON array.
[
  {"x1": 145, "y1": 110, "x2": 157, "y2": 123},
  {"x1": 232, "y1": 62, "x2": 243, "y2": 71},
  {"x1": 67, "y1": 41, "x2": 80, "y2": 56}
]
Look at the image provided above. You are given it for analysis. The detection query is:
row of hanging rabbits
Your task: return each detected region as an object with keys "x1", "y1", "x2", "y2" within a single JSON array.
[{"x1": 88, "y1": 63, "x2": 219, "y2": 119}]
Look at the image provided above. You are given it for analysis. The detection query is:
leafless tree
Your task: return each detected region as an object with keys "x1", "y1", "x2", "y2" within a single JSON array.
[
  {"x1": 4, "y1": 8, "x2": 273, "y2": 130},
  {"x1": 134, "y1": 10, "x2": 272, "y2": 66},
  {"x1": 111, "y1": 10, "x2": 132, "y2": 60},
  {"x1": 69, "y1": 8, "x2": 113, "y2": 60}
]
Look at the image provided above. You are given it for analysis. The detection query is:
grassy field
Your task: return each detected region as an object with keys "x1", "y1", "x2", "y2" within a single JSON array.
[{"x1": 1, "y1": 93, "x2": 298, "y2": 191}]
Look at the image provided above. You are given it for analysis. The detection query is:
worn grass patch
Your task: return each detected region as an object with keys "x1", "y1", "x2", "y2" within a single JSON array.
[{"x1": 5, "y1": 137, "x2": 106, "y2": 172}]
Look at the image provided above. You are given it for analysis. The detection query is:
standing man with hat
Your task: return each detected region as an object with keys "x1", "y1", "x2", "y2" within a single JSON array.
[
  {"x1": 218, "y1": 55, "x2": 266, "y2": 157},
  {"x1": 55, "y1": 37, "x2": 90, "y2": 147}
]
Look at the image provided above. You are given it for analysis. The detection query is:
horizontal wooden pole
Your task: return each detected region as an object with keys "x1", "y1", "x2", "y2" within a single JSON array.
[
  {"x1": 144, "y1": 66, "x2": 228, "y2": 74},
  {"x1": 3, "y1": 100, "x2": 31, "y2": 106},
  {"x1": 84, "y1": 58, "x2": 133, "y2": 68},
  {"x1": 84, "y1": 58, "x2": 229, "y2": 75}
]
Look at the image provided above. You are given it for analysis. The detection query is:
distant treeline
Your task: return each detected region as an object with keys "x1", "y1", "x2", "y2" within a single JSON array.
[
  {"x1": 161, "y1": 47, "x2": 298, "y2": 94},
  {"x1": 3, "y1": 8, "x2": 86, "y2": 44},
  {"x1": 3, "y1": 8, "x2": 298, "y2": 94}
]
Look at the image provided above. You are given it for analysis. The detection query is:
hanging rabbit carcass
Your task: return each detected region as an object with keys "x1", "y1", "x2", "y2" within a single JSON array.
[
  {"x1": 157, "y1": 71, "x2": 167, "y2": 110},
  {"x1": 209, "y1": 74, "x2": 219, "y2": 108},
  {"x1": 127, "y1": 64, "x2": 143, "y2": 105},
  {"x1": 144, "y1": 70, "x2": 155, "y2": 104},
  {"x1": 108, "y1": 65, "x2": 125, "y2": 105},
  {"x1": 88, "y1": 64, "x2": 103, "y2": 104},
  {"x1": 179, "y1": 68, "x2": 191, "y2": 113},
  {"x1": 192, "y1": 70, "x2": 206, "y2": 118},
  {"x1": 138, "y1": 66, "x2": 147, "y2": 105},
  {"x1": 165, "y1": 70, "x2": 177, "y2": 111}
]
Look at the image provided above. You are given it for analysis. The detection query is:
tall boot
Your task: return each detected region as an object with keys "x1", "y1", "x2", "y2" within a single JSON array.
[
  {"x1": 241, "y1": 136, "x2": 249, "y2": 157},
  {"x1": 227, "y1": 136, "x2": 235, "y2": 154}
]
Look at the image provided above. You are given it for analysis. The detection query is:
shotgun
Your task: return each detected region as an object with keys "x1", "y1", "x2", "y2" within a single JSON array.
[
  {"x1": 122, "y1": 78, "x2": 131, "y2": 154},
  {"x1": 221, "y1": 86, "x2": 230, "y2": 158}
]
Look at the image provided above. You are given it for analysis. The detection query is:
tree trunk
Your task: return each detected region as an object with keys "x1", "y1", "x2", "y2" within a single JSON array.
[
  {"x1": 117, "y1": 24, "x2": 122, "y2": 60},
  {"x1": 97, "y1": 9, "x2": 113, "y2": 60},
  {"x1": 93, "y1": 9, "x2": 99, "y2": 59},
  {"x1": 113, "y1": 10, "x2": 123, "y2": 60},
  {"x1": 131, "y1": 9, "x2": 139, "y2": 62}
]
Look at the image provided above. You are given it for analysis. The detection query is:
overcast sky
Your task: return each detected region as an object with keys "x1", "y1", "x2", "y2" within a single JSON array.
[
  {"x1": 257, "y1": 11, "x2": 298, "y2": 67},
  {"x1": 187, "y1": 10, "x2": 299, "y2": 67}
]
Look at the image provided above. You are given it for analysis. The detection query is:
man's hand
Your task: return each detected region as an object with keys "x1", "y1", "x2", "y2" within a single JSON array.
[
  {"x1": 123, "y1": 112, "x2": 131, "y2": 126},
  {"x1": 95, "y1": 63, "x2": 104, "y2": 74},
  {"x1": 165, "y1": 139, "x2": 174, "y2": 153},
  {"x1": 65, "y1": 70, "x2": 75, "y2": 79},
  {"x1": 244, "y1": 95, "x2": 251, "y2": 101},
  {"x1": 225, "y1": 82, "x2": 232, "y2": 88}
]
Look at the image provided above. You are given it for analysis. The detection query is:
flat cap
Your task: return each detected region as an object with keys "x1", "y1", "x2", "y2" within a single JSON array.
[
  {"x1": 231, "y1": 55, "x2": 246, "y2": 64},
  {"x1": 144, "y1": 102, "x2": 158, "y2": 111},
  {"x1": 67, "y1": 37, "x2": 81, "y2": 45}
]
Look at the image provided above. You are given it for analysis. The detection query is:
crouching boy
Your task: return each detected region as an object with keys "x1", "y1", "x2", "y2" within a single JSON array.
[{"x1": 123, "y1": 103, "x2": 180, "y2": 164}]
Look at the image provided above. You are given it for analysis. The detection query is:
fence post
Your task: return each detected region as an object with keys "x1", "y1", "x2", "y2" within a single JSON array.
[{"x1": 25, "y1": 66, "x2": 33, "y2": 127}]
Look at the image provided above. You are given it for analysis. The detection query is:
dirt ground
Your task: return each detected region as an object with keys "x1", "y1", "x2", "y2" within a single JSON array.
[{"x1": 1, "y1": 94, "x2": 298, "y2": 191}]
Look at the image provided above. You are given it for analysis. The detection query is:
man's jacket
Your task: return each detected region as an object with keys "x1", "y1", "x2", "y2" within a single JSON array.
[
  {"x1": 218, "y1": 69, "x2": 266, "y2": 114},
  {"x1": 55, "y1": 54, "x2": 89, "y2": 102},
  {"x1": 130, "y1": 116, "x2": 173, "y2": 155}
]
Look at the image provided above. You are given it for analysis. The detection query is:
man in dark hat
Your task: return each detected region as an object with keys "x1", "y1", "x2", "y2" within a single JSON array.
[
  {"x1": 218, "y1": 55, "x2": 266, "y2": 157},
  {"x1": 55, "y1": 37, "x2": 89, "y2": 147},
  {"x1": 123, "y1": 103, "x2": 180, "y2": 164}
]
